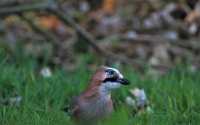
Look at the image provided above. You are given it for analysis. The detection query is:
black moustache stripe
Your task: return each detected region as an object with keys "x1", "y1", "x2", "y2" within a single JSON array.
[{"x1": 103, "y1": 77, "x2": 117, "y2": 83}]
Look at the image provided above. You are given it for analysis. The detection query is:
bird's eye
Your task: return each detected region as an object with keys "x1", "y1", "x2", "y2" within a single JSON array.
[{"x1": 105, "y1": 69, "x2": 115, "y2": 75}]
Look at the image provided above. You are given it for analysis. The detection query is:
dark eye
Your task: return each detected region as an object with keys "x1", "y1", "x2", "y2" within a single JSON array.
[{"x1": 105, "y1": 69, "x2": 115, "y2": 75}]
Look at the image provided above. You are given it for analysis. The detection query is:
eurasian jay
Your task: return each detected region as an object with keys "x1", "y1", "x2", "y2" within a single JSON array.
[{"x1": 69, "y1": 66, "x2": 130, "y2": 124}]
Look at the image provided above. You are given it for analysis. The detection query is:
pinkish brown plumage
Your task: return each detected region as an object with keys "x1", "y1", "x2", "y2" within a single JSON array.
[{"x1": 70, "y1": 66, "x2": 129, "y2": 124}]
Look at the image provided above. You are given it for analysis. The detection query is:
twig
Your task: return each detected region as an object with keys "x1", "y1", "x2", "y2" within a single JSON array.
[
  {"x1": 121, "y1": 34, "x2": 200, "y2": 51},
  {"x1": 48, "y1": 9, "x2": 106, "y2": 55},
  {"x1": 0, "y1": 1, "x2": 18, "y2": 7},
  {"x1": 0, "y1": 2, "x2": 50, "y2": 16}
]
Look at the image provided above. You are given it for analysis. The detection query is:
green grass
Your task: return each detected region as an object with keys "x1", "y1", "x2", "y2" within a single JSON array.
[{"x1": 0, "y1": 49, "x2": 200, "y2": 125}]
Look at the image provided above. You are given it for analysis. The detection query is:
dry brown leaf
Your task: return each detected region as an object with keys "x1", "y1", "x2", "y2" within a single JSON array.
[
  {"x1": 37, "y1": 15, "x2": 63, "y2": 31},
  {"x1": 185, "y1": 10, "x2": 200, "y2": 23},
  {"x1": 102, "y1": 0, "x2": 116, "y2": 14}
]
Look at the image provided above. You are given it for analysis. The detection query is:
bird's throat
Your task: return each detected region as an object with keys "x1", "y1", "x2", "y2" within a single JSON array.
[{"x1": 99, "y1": 85, "x2": 112, "y2": 100}]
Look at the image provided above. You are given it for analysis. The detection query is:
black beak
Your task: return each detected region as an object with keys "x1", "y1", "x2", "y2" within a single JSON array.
[{"x1": 116, "y1": 78, "x2": 130, "y2": 85}]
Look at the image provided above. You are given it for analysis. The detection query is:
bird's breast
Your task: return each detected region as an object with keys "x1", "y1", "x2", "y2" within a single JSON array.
[{"x1": 78, "y1": 95, "x2": 113, "y2": 121}]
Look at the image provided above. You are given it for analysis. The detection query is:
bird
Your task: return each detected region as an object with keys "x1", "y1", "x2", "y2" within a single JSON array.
[{"x1": 69, "y1": 66, "x2": 130, "y2": 124}]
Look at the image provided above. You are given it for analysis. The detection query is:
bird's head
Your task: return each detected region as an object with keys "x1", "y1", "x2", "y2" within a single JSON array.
[{"x1": 88, "y1": 66, "x2": 130, "y2": 93}]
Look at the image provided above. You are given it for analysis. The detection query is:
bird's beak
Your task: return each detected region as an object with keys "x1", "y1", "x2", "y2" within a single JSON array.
[{"x1": 116, "y1": 78, "x2": 130, "y2": 85}]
